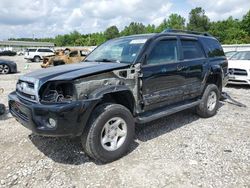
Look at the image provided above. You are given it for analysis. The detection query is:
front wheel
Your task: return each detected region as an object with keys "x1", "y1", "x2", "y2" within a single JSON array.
[
  {"x1": 196, "y1": 84, "x2": 220, "y2": 118},
  {"x1": 81, "y1": 103, "x2": 135, "y2": 163},
  {"x1": 0, "y1": 64, "x2": 10, "y2": 74}
]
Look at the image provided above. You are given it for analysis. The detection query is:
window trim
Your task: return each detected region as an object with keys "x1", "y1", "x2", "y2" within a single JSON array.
[
  {"x1": 180, "y1": 38, "x2": 206, "y2": 61},
  {"x1": 143, "y1": 36, "x2": 180, "y2": 67}
]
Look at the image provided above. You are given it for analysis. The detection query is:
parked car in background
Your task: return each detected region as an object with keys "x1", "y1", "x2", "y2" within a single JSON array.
[
  {"x1": 17, "y1": 50, "x2": 25, "y2": 56},
  {"x1": 0, "y1": 50, "x2": 16, "y2": 56},
  {"x1": 228, "y1": 51, "x2": 250, "y2": 85},
  {"x1": 0, "y1": 59, "x2": 17, "y2": 74},
  {"x1": 41, "y1": 48, "x2": 90, "y2": 68},
  {"x1": 225, "y1": 51, "x2": 236, "y2": 59},
  {"x1": 24, "y1": 48, "x2": 54, "y2": 62}
]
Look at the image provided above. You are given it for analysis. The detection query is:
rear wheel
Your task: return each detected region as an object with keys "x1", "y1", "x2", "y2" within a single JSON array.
[
  {"x1": 81, "y1": 103, "x2": 135, "y2": 163},
  {"x1": 34, "y1": 56, "x2": 41, "y2": 62},
  {"x1": 196, "y1": 84, "x2": 219, "y2": 118},
  {"x1": 0, "y1": 64, "x2": 10, "y2": 74}
]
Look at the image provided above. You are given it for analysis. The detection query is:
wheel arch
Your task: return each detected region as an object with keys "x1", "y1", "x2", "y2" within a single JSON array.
[
  {"x1": 206, "y1": 65, "x2": 223, "y2": 93},
  {"x1": 89, "y1": 85, "x2": 136, "y2": 115}
]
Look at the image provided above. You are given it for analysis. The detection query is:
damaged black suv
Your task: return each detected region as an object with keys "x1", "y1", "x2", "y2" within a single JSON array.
[{"x1": 9, "y1": 30, "x2": 228, "y2": 162}]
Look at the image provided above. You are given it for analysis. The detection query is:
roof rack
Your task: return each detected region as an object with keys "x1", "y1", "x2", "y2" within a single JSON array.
[{"x1": 162, "y1": 29, "x2": 211, "y2": 36}]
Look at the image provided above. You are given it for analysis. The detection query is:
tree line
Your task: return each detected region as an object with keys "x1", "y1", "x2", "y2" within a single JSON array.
[{"x1": 9, "y1": 7, "x2": 250, "y2": 46}]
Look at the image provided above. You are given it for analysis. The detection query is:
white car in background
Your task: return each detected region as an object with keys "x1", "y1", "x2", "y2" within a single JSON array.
[
  {"x1": 24, "y1": 48, "x2": 54, "y2": 62},
  {"x1": 228, "y1": 51, "x2": 250, "y2": 85}
]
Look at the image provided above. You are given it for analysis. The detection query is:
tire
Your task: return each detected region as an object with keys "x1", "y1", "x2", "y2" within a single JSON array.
[
  {"x1": 81, "y1": 103, "x2": 135, "y2": 163},
  {"x1": 33, "y1": 56, "x2": 41, "y2": 63},
  {"x1": 196, "y1": 84, "x2": 220, "y2": 118},
  {"x1": 0, "y1": 64, "x2": 10, "y2": 74},
  {"x1": 0, "y1": 104, "x2": 6, "y2": 115}
]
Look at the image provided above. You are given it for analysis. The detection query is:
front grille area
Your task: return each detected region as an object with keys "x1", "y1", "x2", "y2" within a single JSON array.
[
  {"x1": 9, "y1": 101, "x2": 29, "y2": 122},
  {"x1": 228, "y1": 79, "x2": 248, "y2": 83},
  {"x1": 229, "y1": 68, "x2": 248, "y2": 76},
  {"x1": 17, "y1": 91, "x2": 36, "y2": 101},
  {"x1": 16, "y1": 79, "x2": 38, "y2": 103}
]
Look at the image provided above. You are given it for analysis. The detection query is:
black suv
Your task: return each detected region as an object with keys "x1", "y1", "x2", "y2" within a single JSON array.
[{"x1": 9, "y1": 30, "x2": 228, "y2": 162}]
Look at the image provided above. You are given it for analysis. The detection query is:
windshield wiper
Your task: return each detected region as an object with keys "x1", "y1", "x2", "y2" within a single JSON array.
[
  {"x1": 84, "y1": 59, "x2": 93, "y2": 62},
  {"x1": 94, "y1": 58, "x2": 120, "y2": 63}
]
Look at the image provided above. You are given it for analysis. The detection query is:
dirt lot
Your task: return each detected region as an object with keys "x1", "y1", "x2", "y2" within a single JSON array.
[{"x1": 0, "y1": 56, "x2": 249, "y2": 188}]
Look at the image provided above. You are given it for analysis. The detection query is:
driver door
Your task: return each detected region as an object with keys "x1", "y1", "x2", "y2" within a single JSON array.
[{"x1": 141, "y1": 37, "x2": 186, "y2": 111}]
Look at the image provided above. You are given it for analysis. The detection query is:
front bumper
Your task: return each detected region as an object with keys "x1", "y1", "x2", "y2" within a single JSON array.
[
  {"x1": 228, "y1": 75, "x2": 250, "y2": 85},
  {"x1": 8, "y1": 92, "x2": 99, "y2": 137}
]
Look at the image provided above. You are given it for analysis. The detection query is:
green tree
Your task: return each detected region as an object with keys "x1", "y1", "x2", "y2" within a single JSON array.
[
  {"x1": 156, "y1": 19, "x2": 168, "y2": 32},
  {"x1": 241, "y1": 10, "x2": 250, "y2": 35},
  {"x1": 69, "y1": 31, "x2": 82, "y2": 46},
  {"x1": 156, "y1": 14, "x2": 186, "y2": 32},
  {"x1": 187, "y1": 7, "x2": 210, "y2": 32},
  {"x1": 166, "y1": 14, "x2": 186, "y2": 30},
  {"x1": 145, "y1": 24, "x2": 156, "y2": 33},
  {"x1": 104, "y1": 26, "x2": 119, "y2": 40},
  {"x1": 121, "y1": 22, "x2": 147, "y2": 36},
  {"x1": 209, "y1": 16, "x2": 248, "y2": 44}
]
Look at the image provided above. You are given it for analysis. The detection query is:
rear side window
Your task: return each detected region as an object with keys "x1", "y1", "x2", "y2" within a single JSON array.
[
  {"x1": 201, "y1": 38, "x2": 224, "y2": 57},
  {"x1": 147, "y1": 39, "x2": 178, "y2": 65},
  {"x1": 38, "y1": 49, "x2": 53, "y2": 52},
  {"x1": 28, "y1": 49, "x2": 37, "y2": 52},
  {"x1": 69, "y1": 51, "x2": 78, "y2": 57},
  {"x1": 181, "y1": 40, "x2": 205, "y2": 59}
]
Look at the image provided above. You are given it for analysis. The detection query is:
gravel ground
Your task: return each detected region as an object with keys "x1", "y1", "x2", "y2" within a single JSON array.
[{"x1": 0, "y1": 56, "x2": 249, "y2": 188}]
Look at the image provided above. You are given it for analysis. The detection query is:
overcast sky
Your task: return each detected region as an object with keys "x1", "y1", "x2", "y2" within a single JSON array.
[{"x1": 0, "y1": 0, "x2": 249, "y2": 40}]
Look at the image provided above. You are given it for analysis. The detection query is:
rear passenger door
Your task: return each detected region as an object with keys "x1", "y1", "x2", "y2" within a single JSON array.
[{"x1": 179, "y1": 38, "x2": 207, "y2": 100}]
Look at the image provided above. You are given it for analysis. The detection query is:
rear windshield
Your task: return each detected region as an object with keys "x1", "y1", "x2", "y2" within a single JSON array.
[{"x1": 201, "y1": 38, "x2": 225, "y2": 57}]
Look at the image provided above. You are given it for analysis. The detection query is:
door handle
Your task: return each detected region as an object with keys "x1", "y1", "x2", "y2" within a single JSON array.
[{"x1": 177, "y1": 65, "x2": 185, "y2": 71}]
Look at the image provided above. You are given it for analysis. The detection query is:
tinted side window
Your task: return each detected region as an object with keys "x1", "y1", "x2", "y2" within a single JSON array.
[
  {"x1": 181, "y1": 40, "x2": 205, "y2": 59},
  {"x1": 46, "y1": 49, "x2": 53, "y2": 52},
  {"x1": 147, "y1": 40, "x2": 178, "y2": 65},
  {"x1": 69, "y1": 51, "x2": 78, "y2": 57},
  {"x1": 38, "y1": 49, "x2": 44, "y2": 52},
  {"x1": 202, "y1": 38, "x2": 224, "y2": 57},
  {"x1": 28, "y1": 49, "x2": 37, "y2": 52},
  {"x1": 38, "y1": 49, "x2": 53, "y2": 52}
]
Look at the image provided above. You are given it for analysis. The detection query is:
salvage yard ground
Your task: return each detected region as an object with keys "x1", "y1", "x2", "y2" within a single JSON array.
[{"x1": 0, "y1": 56, "x2": 249, "y2": 188}]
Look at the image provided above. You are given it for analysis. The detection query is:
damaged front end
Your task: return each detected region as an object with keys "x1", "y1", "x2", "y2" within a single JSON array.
[
  {"x1": 8, "y1": 64, "x2": 141, "y2": 137},
  {"x1": 39, "y1": 81, "x2": 76, "y2": 103}
]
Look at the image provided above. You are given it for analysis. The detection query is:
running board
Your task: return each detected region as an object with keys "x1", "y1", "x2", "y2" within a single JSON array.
[{"x1": 136, "y1": 100, "x2": 201, "y2": 124}]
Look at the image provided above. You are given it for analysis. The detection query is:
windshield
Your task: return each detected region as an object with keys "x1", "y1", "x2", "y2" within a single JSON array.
[
  {"x1": 225, "y1": 51, "x2": 236, "y2": 58},
  {"x1": 229, "y1": 51, "x2": 250, "y2": 60},
  {"x1": 85, "y1": 37, "x2": 148, "y2": 64}
]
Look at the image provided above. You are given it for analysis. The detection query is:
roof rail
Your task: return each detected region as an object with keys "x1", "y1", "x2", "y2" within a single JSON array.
[{"x1": 162, "y1": 29, "x2": 211, "y2": 36}]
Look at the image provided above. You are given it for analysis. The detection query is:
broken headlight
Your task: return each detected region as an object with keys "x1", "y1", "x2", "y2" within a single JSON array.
[{"x1": 40, "y1": 82, "x2": 76, "y2": 103}]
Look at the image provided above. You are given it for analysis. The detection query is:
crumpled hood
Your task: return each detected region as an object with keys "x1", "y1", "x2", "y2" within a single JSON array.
[{"x1": 22, "y1": 62, "x2": 129, "y2": 84}]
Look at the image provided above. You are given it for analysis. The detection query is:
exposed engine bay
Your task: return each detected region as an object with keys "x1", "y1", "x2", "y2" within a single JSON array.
[{"x1": 40, "y1": 82, "x2": 75, "y2": 103}]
